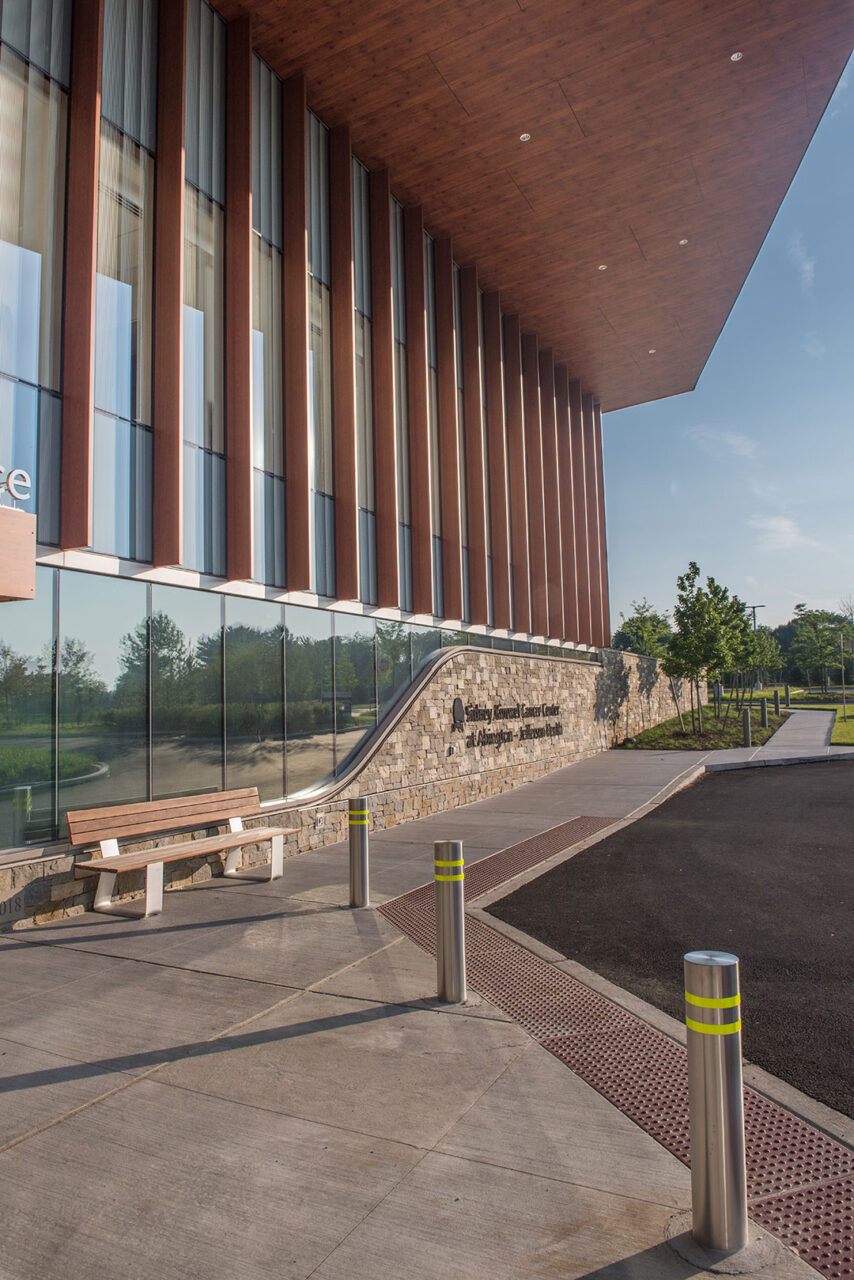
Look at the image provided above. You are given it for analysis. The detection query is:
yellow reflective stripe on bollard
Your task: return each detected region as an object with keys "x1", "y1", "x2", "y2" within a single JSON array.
[
  {"x1": 686, "y1": 1016, "x2": 742, "y2": 1035},
  {"x1": 434, "y1": 859, "x2": 464, "y2": 867},
  {"x1": 685, "y1": 991, "x2": 740, "y2": 1009},
  {"x1": 435, "y1": 872, "x2": 464, "y2": 881},
  {"x1": 349, "y1": 819, "x2": 369, "y2": 825},
  {"x1": 349, "y1": 810, "x2": 369, "y2": 817}
]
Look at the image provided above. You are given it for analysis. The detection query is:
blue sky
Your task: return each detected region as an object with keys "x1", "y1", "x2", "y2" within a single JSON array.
[{"x1": 603, "y1": 54, "x2": 853, "y2": 633}]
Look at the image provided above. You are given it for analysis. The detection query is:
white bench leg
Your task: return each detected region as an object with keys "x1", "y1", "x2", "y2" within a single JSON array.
[
  {"x1": 144, "y1": 862, "x2": 164, "y2": 916},
  {"x1": 270, "y1": 833, "x2": 283, "y2": 880},
  {"x1": 93, "y1": 868, "x2": 118, "y2": 912}
]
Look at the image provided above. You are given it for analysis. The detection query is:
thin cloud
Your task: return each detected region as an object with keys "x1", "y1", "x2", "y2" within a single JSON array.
[
  {"x1": 685, "y1": 426, "x2": 758, "y2": 460},
  {"x1": 802, "y1": 330, "x2": 826, "y2": 359},
  {"x1": 786, "y1": 232, "x2": 816, "y2": 293},
  {"x1": 749, "y1": 515, "x2": 820, "y2": 552}
]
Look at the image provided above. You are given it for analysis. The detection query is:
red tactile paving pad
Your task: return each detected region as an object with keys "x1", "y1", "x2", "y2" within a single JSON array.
[{"x1": 378, "y1": 819, "x2": 854, "y2": 1280}]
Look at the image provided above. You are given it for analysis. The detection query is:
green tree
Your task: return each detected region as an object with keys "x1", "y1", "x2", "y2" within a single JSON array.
[
  {"x1": 790, "y1": 606, "x2": 851, "y2": 689},
  {"x1": 611, "y1": 599, "x2": 672, "y2": 657},
  {"x1": 663, "y1": 562, "x2": 747, "y2": 732}
]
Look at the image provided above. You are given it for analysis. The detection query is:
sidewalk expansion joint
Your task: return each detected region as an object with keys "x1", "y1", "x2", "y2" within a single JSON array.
[{"x1": 379, "y1": 818, "x2": 854, "y2": 1280}]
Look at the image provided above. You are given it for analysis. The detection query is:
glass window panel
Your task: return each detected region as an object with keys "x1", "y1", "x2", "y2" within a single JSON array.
[
  {"x1": 334, "y1": 613, "x2": 376, "y2": 769},
  {"x1": 358, "y1": 508, "x2": 377, "y2": 608},
  {"x1": 390, "y1": 197, "x2": 406, "y2": 343},
  {"x1": 424, "y1": 232, "x2": 437, "y2": 370},
  {"x1": 101, "y1": 0, "x2": 157, "y2": 150},
  {"x1": 355, "y1": 314, "x2": 374, "y2": 512},
  {"x1": 441, "y1": 629, "x2": 468, "y2": 647},
  {"x1": 313, "y1": 490, "x2": 335, "y2": 599},
  {"x1": 182, "y1": 443, "x2": 225, "y2": 577},
  {"x1": 95, "y1": 126, "x2": 154, "y2": 425},
  {"x1": 225, "y1": 596, "x2": 284, "y2": 801},
  {"x1": 398, "y1": 522, "x2": 413, "y2": 614},
  {"x1": 432, "y1": 534, "x2": 443, "y2": 619},
  {"x1": 352, "y1": 157, "x2": 371, "y2": 318},
  {"x1": 285, "y1": 605, "x2": 333, "y2": 795},
  {"x1": 0, "y1": 565, "x2": 55, "y2": 849},
  {"x1": 151, "y1": 583, "x2": 223, "y2": 798},
  {"x1": 411, "y1": 624, "x2": 441, "y2": 674},
  {"x1": 376, "y1": 621, "x2": 411, "y2": 718},
  {"x1": 183, "y1": 188, "x2": 224, "y2": 453},
  {"x1": 0, "y1": 46, "x2": 67, "y2": 391},
  {"x1": 308, "y1": 277, "x2": 332, "y2": 493},
  {"x1": 57, "y1": 571, "x2": 148, "y2": 831},
  {"x1": 253, "y1": 469, "x2": 286, "y2": 590},
  {"x1": 0, "y1": 238, "x2": 40, "y2": 384},
  {"x1": 0, "y1": 373, "x2": 37, "y2": 516},
  {"x1": 251, "y1": 236, "x2": 283, "y2": 475},
  {"x1": 394, "y1": 343, "x2": 410, "y2": 525},
  {"x1": 306, "y1": 110, "x2": 329, "y2": 287},
  {"x1": 92, "y1": 413, "x2": 152, "y2": 560},
  {"x1": 251, "y1": 54, "x2": 282, "y2": 249},
  {"x1": 37, "y1": 389, "x2": 60, "y2": 545},
  {"x1": 0, "y1": 0, "x2": 71, "y2": 85},
  {"x1": 184, "y1": 0, "x2": 224, "y2": 205}
]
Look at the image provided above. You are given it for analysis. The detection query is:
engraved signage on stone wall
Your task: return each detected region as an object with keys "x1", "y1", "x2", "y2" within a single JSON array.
[{"x1": 456, "y1": 700, "x2": 563, "y2": 749}]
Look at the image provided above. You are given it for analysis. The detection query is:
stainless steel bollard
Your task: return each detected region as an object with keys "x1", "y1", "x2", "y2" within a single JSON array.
[
  {"x1": 435, "y1": 841, "x2": 466, "y2": 1003},
  {"x1": 774, "y1": 689, "x2": 781, "y2": 717},
  {"x1": 684, "y1": 951, "x2": 748, "y2": 1253},
  {"x1": 761, "y1": 699, "x2": 768, "y2": 729},
  {"x1": 348, "y1": 797, "x2": 369, "y2": 907},
  {"x1": 742, "y1": 707, "x2": 751, "y2": 747}
]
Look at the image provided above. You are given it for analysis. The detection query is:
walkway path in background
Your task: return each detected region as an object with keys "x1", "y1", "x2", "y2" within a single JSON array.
[{"x1": 0, "y1": 728, "x2": 850, "y2": 1278}]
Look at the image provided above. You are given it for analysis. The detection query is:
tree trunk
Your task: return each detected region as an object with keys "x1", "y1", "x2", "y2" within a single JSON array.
[{"x1": 670, "y1": 678, "x2": 685, "y2": 733}]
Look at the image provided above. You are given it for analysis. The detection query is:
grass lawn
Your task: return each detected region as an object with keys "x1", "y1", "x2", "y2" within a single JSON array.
[{"x1": 624, "y1": 704, "x2": 789, "y2": 750}]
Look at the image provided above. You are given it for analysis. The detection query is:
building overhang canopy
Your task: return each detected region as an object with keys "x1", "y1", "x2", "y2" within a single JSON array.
[{"x1": 214, "y1": 0, "x2": 853, "y2": 410}]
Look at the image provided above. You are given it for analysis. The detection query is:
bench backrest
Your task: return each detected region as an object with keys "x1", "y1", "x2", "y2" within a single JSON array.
[{"x1": 66, "y1": 787, "x2": 262, "y2": 848}]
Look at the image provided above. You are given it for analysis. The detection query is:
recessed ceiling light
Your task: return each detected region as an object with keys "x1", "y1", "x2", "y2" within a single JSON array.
[
  {"x1": 648, "y1": 349, "x2": 656, "y2": 355},
  {"x1": 730, "y1": 51, "x2": 743, "y2": 62},
  {"x1": 598, "y1": 264, "x2": 607, "y2": 271},
  {"x1": 519, "y1": 132, "x2": 531, "y2": 142},
  {"x1": 679, "y1": 238, "x2": 689, "y2": 245}
]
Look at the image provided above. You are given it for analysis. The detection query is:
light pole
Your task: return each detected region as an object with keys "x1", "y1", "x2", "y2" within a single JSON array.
[{"x1": 746, "y1": 604, "x2": 765, "y2": 632}]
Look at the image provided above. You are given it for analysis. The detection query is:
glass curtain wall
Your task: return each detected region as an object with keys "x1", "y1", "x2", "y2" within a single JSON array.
[
  {"x1": 0, "y1": 0, "x2": 70, "y2": 546},
  {"x1": 182, "y1": 0, "x2": 226, "y2": 576},
  {"x1": 391, "y1": 198, "x2": 412, "y2": 611},
  {"x1": 353, "y1": 159, "x2": 377, "y2": 605},
  {"x1": 424, "y1": 233, "x2": 442, "y2": 617},
  {"x1": 453, "y1": 264, "x2": 469, "y2": 621},
  {"x1": 306, "y1": 110, "x2": 335, "y2": 597},
  {"x1": 478, "y1": 290, "x2": 494, "y2": 625},
  {"x1": 334, "y1": 613, "x2": 376, "y2": 768},
  {"x1": 92, "y1": 0, "x2": 157, "y2": 561},
  {"x1": 225, "y1": 595, "x2": 284, "y2": 799},
  {"x1": 151, "y1": 583, "x2": 223, "y2": 799},
  {"x1": 251, "y1": 56, "x2": 285, "y2": 586},
  {"x1": 285, "y1": 604, "x2": 333, "y2": 793}
]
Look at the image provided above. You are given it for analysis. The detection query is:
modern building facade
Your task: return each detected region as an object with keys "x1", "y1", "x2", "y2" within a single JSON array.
[{"x1": 0, "y1": 0, "x2": 850, "y2": 855}]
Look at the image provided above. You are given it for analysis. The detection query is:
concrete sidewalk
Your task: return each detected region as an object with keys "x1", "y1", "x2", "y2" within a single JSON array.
[{"x1": 0, "y1": 741, "x2": 838, "y2": 1279}]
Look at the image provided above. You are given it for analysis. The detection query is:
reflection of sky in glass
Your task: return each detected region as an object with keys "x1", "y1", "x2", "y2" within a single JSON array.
[
  {"x1": 58, "y1": 570, "x2": 147, "y2": 688},
  {"x1": 94, "y1": 272, "x2": 132, "y2": 419},
  {"x1": 0, "y1": 566, "x2": 53, "y2": 667}
]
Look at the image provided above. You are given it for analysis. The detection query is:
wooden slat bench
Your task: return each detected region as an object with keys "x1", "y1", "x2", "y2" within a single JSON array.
[{"x1": 69, "y1": 788, "x2": 298, "y2": 918}]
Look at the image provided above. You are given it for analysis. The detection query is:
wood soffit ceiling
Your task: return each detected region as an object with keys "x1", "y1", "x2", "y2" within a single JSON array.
[{"x1": 213, "y1": 0, "x2": 854, "y2": 412}]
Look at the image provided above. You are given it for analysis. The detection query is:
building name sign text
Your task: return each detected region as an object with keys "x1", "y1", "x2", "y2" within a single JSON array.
[
  {"x1": 0, "y1": 464, "x2": 32, "y2": 503},
  {"x1": 452, "y1": 698, "x2": 563, "y2": 750}
]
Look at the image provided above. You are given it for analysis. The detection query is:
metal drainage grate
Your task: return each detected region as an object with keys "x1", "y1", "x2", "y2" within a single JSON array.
[
  {"x1": 378, "y1": 822, "x2": 854, "y2": 1280},
  {"x1": 462, "y1": 815, "x2": 615, "y2": 900}
]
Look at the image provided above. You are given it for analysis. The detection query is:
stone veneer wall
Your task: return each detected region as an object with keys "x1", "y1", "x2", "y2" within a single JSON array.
[{"x1": 0, "y1": 649, "x2": 695, "y2": 928}]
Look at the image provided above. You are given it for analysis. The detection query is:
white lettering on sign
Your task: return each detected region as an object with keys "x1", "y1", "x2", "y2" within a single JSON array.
[{"x1": 0, "y1": 465, "x2": 32, "y2": 503}]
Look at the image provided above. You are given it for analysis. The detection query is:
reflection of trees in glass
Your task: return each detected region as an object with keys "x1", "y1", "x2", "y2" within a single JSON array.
[
  {"x1": 58, "y1": 637, "x2": 106, "y2": 726},
  {"x1": 285, "y1": 628, "x2": 333, "y2": 738},
  {"x1": 225, "y1": 622, "x2": 284, "y2": 738},
  {"x1": 0, "y1": 642, "x2": 51, "y2": 728},
  {"x1": 376, "y1": 621, "x2": 411, "y2": 715},
  {"x1": 334, "y1": 630, "x2": 376, "y2": 730}
]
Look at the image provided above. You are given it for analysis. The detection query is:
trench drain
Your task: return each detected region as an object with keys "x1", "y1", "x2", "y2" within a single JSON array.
[{"x1": 378, "y1": 819, "x2": 854, "y2": 1280}]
